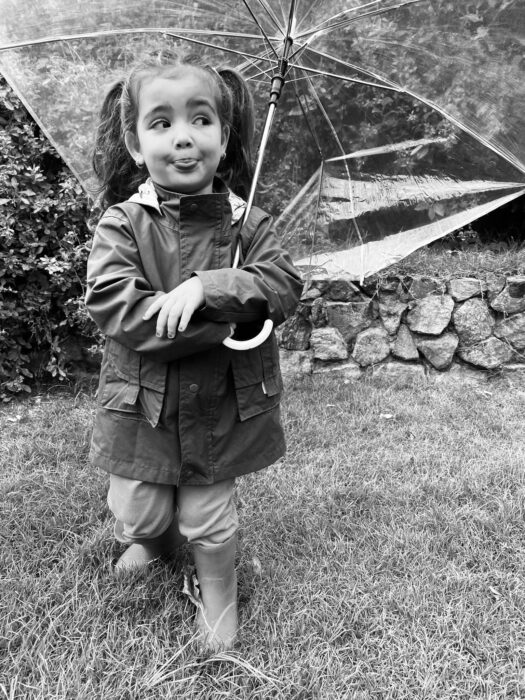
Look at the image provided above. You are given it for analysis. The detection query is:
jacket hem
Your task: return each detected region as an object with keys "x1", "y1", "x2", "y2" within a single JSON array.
[{"x1": 89, "y1": 439, "x2": 286, "y2": 486}]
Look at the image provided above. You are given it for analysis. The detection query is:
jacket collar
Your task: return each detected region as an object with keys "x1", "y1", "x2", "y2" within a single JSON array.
[{"x1": 127, "y1": 177, "x2": 246, "y2": 224}]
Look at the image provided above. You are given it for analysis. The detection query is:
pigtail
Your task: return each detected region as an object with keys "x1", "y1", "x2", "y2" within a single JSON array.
[
  {"x1": 92, "y1": 79, "x2": 145, "y2": 210},
  {"x1": 216, "y1": 68, "x2": 255, "y2": 201}
]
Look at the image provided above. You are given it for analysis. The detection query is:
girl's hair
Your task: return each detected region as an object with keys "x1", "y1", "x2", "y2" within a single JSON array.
[{"x1": 92, "y1": 51, "x2": 255, "y2": 209}]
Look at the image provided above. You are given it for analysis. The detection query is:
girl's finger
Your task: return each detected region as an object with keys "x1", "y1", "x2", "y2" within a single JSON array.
[
  {"x1": 177, "y1": 304, "x2": 193, "y2": 333},
  {"x1": 155, "y1": 300, "x2": 176, "y2": 337},
  {"x1": 143, "y1": 294, "x2": 166, "y2": 320},
  {"x1": 165, "y1": 301, "x2": 185, "y2": 338}
]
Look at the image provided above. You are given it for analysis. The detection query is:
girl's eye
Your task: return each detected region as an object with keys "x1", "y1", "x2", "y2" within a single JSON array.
[
  {"x1": 151, "y1": 119, "x2": 170, "y2": 129},
  {"x1": 194, "y1": 116, "x2": 211, "y2": 126}
]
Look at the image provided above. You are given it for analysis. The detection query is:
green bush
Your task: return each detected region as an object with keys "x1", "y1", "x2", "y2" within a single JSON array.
[{"x1": 0, "y1": 77, "x2": 99, "y2": 400}]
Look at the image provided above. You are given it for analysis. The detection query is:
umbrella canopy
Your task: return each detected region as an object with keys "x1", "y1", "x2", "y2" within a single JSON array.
[{"x1": 0, "y1": 0, "x2": 524, "y2": 279}]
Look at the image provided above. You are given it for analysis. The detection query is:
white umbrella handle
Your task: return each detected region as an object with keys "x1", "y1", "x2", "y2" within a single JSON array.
[
  {"x1": 222, "y1": 241, "x2": 274, "y2": 350},
  {"x1": 223, "y1": 318, "x2": 274, "y2": 350}
]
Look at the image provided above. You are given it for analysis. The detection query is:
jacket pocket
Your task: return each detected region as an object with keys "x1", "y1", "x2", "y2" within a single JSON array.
[
  {"x1": 230, "y1": 333, "x2": 283, "y2": 422},
  {"x1": 99, "y1": 339, "x2": 167, "y2": 427}
]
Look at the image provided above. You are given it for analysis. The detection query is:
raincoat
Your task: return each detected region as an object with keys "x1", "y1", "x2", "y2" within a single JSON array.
[{"x1": 86, "y1": 179, "x2": 303, "y2": 486}]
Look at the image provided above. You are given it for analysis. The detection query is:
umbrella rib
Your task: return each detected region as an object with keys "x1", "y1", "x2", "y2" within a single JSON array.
[
  {"x1": 0, "y1": 28, "x2": 281, "y2": 76},
  {"x1": 251, "y1": 0, "x2": 285, "y2": 35},
  {"x1": 238, "y1": 46, "x2": 278, "y2": 81},
  {"x1": 399, "y1": 87, "x2": 525, "y2": 175},
  {"x1": 0, "y1": 26, "x2": 280, "y2": 53},
  {"x1": 287, "y1": 0, "x2": 424, "y2": 65},
  {"x1": 295, "y1": 0, "x2": 426, "y2": 42},
  {"x1": 242, "y1": 0, "x2": 280, "y2": 60},
  {"x1": 298, "y1": 68, "x2": 365, "y2": 251},
  {"x1": 296, "y1": 0, "x2": 384, "y2": 36},
  {"x1": 293, "y1": 52, "x2": 525, "y2": 175},
  {"x1": 293, "y1": 2, "x2": 320, "y2": 33},
  {"x1": 292, "y1": 44, "x2": 404, "y2": 90},
  {"x1": 288, "y1": 59, "x2": 402, "y2": 92},
  {"x1": 290, "y1": 79, "x2": 324, "y2": 159},
  {"x1": 162, "y1": 30, "x2": 279, "y2": 69}
]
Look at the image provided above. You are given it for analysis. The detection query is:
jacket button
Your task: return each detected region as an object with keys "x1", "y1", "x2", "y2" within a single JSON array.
[
  {"x1": 189, "y1": 383, "x2": 199, "y2": 393},
  {"x1": 190, "y1": 203, "x2": 198, "y2": 211}
]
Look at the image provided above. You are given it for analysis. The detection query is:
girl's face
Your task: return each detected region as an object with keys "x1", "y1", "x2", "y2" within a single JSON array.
[{"x1": 125, "y1": 70, "x2": 229, "y2": 195}]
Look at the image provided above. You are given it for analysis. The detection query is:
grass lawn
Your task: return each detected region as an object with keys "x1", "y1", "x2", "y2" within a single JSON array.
[
  {"x1": 1, "y1": 373, "x2": 525, "y2": 699},
  {"x1": 372, "y1": 242, "x2": 525, "y2": 280}
]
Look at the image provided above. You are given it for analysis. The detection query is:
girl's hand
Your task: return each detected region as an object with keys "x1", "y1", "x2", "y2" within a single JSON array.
[{"x1": 143, "y1": 277, "x2": 205, "y2": 338}]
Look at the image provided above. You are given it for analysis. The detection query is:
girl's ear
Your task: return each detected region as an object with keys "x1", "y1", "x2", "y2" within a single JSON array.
[
  {"x1": 221, "y1": 125, "x2": 230, "y2": 153},
  {"x1": 124, "y1": 130, "x2": 143, "y2": 165}
]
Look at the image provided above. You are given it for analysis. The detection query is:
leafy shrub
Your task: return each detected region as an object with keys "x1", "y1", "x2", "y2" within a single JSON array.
[{"x1": 0, "y1": 77, "x2": 99, "y2": 400}]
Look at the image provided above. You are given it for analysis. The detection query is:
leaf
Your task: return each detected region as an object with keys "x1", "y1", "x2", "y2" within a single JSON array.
[
  {"x1": 182, "y1": 566, "x2": 204, "y2": 612},
  {"x1": 252, "y1": 556, "x2": 263, "y2": 577}
]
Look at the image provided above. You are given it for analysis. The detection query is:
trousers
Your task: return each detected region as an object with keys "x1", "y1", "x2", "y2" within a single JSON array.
[{"x1": 107, "y1": 474, "x2": 238, "y2": 548}]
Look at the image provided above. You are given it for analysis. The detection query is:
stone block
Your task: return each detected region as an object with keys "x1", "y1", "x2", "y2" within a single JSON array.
[
  {"x1": 415, "y1": 331, "x2": 458, "y2": 370},
  {"x1": 313, "y1": 359, "x2": 362, "y2": 380},
  {"x1": 391, "y1": 323, "x2": 419, "y2": 361},
  {"x1": 406, "y1": 294, "x2": 454, "y2": 335},
  {"x1": 310, "y1": 327, "x2": 348, "y2": 361},
  {"x1": 405, "y1": 276, "x2": 447, "y2": 299},
  {"x1": 484, "y1": 273, "x2": 507, "y2": 302},
  {"x1": 279, "y1": 349, "x2": 314, "y2": 379},
  {"x1": 494, "y1": 311, "x2": 525, "y2": 350},
  {"x1": 279, "y1": 315, "x2": 312, "y2": 351},
  {"x1": 310, "y1": 297, "x2": 328, "y2": 327},
  {"x1": 507, "y1": 275, "x2": 525, "y2": 298},
  {"x1": 326, "y1": 300, "x2": 373, "y2": 342},
  {"x1": 452, "y1": 298, "x2": 494, "y2": 346},
  {"x1": 352, "y1": 327, "x2": 390, "y2": 367},
  {"x1": 490, "y1": 279, "x2": 525, "y2": 314},
  {"x1": 326, "y1": 275, "x2": 362, "y2": 301},
  {"x1": 369, "y1": 361, "x2": 426, "y2": 384},
  {"x1": 447, "y1": 277, "x2": 486, "y2": 301},
  {"x1": 377, "y1": 292, "x2": 408, "y2": 334},
  {"x1": 457, "y1": 336, "x2": 513, "y2": 369},
  {"x1": 429, "y1": 362, "x2": 487, "y2": 386}
]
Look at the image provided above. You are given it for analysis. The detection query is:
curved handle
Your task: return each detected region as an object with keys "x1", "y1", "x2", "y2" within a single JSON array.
[
  {"x1": 222, "y1": 318, "x2": 274, "y2": 350},
  {"x1": 223, "y1": 239, "x2": 273, "y2": 350}
]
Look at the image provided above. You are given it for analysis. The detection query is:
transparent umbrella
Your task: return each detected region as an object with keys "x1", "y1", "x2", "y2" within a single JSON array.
[{"x1": 0, "y1": 0, "x2": 524, "y2": 285}]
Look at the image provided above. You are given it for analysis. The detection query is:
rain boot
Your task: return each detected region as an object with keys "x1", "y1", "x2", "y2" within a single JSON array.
[
  {"x1": 192, "y1": 534, "x2": 238, "y2": 651},
  {"x1": 115, "y1": 514, "x2": 187, "y2": 572}
]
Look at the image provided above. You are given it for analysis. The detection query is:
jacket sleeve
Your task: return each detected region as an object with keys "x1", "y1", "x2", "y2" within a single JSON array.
[
  {"x1": 85, "y1": 211, "x2": 231, "y2": 363},
  {"x1": 193, "y1": 209, "x2": 303, "y2": 326}
]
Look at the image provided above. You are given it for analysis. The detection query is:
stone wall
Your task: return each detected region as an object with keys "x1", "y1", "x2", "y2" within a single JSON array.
[{"x1": 278, "y1": 272, "x2": 525, "y2": 383}]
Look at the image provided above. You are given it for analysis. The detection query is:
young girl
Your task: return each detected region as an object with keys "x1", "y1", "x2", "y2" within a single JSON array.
[{"x1": 85, "y1": 52, "x2": 303, "y2": 651}]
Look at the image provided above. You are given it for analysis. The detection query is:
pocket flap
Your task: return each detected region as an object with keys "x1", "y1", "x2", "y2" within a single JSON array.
[
  {"x1": 230, "y1": 335, "x2": 283, "y2": 421},
  {"x1": 107, "y1": 338, "x2": 140, "y2": 384},
  {"x1": 230, "y1": 347, "x2": 264, "y2": 389},
  {"x1": 101, "y1": 339, "x2": 165, "y2": 427},
  {"x1": 262, "y1": 373, "x2": 282, "y2": 397},
  {"x1": 236, "y1": 382, "x2": 280, "y2": 421}
]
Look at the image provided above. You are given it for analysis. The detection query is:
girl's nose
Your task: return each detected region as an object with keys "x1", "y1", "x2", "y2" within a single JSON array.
[{"x1": 173, "y1": 128, "x2": 192, "y2": 149}]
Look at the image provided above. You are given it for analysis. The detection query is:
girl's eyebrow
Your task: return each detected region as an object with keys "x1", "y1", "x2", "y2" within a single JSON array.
[
  {"x1": 142, "y1": 104, "x2": 171, "y2": 121},
  {"x1": 187, "y1": 96, "x2": 218, "y2": 112},
  {"x1": 142, "y1": 97, "x2": 217, "y2": 122}
]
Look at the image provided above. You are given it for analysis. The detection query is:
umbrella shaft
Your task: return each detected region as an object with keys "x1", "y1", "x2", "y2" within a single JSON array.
[
  {"x1": 242, "y1": 4, "x2": 296, "y2": 227},
  {"x1": 244, "y1": 102, "x2": 277, "y2": 222}
]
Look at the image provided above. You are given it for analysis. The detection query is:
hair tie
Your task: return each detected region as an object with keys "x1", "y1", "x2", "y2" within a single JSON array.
[{"x1": 206, "y1": 64, "x2": 225, "y2": 83}]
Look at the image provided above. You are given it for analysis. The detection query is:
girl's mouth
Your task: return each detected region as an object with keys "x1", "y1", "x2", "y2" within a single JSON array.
[{"x1": 174, "y1": 158, "x2": 198, "y2": 169}]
